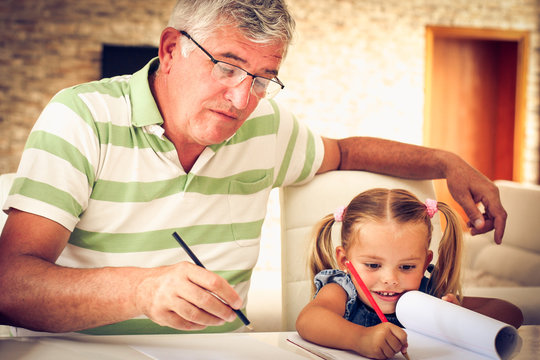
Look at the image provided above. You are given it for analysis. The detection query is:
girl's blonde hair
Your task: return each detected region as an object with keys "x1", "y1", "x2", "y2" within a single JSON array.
[{"x1": 308, "y1": 188, "x2": 463, "y2": 300}]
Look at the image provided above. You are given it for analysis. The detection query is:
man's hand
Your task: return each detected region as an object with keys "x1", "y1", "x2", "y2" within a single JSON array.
[
  {"x1": 135, "y1": 262, "x2": 242, "y2": 330},
  {"x1": 444, "y1": 154, "x2": 507, "y2": 244}
]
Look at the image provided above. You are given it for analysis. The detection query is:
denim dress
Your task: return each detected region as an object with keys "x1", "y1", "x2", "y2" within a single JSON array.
[{"x1": 313, "y1": 265, "x2": 435, "y2": 328}]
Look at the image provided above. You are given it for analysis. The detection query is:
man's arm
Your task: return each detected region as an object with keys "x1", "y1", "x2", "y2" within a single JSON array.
[
  {"x1": 0, "y1": 210, "x2": 242, "y2": 332},
  {"x1": 318, "y1": 136, "x2": 507, "y2": 244}
]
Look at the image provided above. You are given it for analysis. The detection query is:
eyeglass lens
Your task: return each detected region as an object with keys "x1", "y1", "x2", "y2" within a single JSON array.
[{"x1": 212, "y1": 62, "x2": 281, "y2": 99}]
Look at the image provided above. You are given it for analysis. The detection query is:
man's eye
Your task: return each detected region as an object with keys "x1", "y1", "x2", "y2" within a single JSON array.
[
  {"x1": 217, "y1": 63, "x2": 237, "y2": 77},
  {"x1": 253, "y1": 77, "x2": 269, "y2": 90}
]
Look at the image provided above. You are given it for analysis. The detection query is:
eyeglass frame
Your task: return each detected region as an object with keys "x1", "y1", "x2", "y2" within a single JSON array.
[{"x1": 178, "y1": 30, "x2": 285, "y2": 99}]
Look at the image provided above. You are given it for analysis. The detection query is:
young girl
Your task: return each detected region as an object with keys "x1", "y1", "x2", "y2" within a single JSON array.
[{"x1": 296, "y1": 188, "x2": 523, "y2": 360}]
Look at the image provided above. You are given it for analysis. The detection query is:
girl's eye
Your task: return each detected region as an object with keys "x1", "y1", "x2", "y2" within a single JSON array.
[
  {"x1": 364, "y1": 263, "x2": 380, "y2": 270},
  {"x1": 400, "y1": 265, "x2": 416, "y2": 271}
]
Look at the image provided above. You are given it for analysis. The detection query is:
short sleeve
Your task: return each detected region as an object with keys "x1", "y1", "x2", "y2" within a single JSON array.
[{"x1": 314, "y1": 269, "x2": 359, "y2": 320}]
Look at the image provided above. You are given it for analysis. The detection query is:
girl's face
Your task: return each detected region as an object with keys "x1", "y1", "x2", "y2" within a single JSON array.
[{"x1": 336, "y1": 220, "x2": 433, "y2": 314}]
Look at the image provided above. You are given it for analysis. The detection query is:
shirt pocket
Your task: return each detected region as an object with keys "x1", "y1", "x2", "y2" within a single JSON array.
[{"x1": 227, "y1": 172, "x2": 273, "y2": 247}]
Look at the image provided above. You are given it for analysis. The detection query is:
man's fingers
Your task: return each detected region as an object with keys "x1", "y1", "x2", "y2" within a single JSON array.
[
  {"x1": 186, "y1": 263, "x2": 243, "y2": 310},
  {"x1": 467, "y1": 205, "x2": 506, "y2": 244},
  {"x1": 484, "y1": 200, "x2": 507, "y2": 244},
  {"x1": 492, "y1": 212, "x2": 506, "y2": 244},
  {"x1": 177, "y1": 280, "x2": 237, "y2": 323},
  {"x1": 457, "y1": 192, "x2": 484, "y2": 231},
  {"x1": 468, "y1": 212, "x2": 491, "y2": 233},
  {"x1": 159, "y1": 303, "x2": 210, "y2": 330},
  {"x1": 173, "y1": 295, "x2": 230, "y2": 326}
]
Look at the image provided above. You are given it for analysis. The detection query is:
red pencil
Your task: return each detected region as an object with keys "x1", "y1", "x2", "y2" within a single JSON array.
[{"x1": 345, "y1": 260, "x2": 411, "y2": 360}]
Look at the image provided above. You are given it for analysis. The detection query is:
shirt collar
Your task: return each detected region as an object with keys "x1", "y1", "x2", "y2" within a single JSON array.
[{"x1": 130, "y1": 57, "x2": 163, "y2": 127}]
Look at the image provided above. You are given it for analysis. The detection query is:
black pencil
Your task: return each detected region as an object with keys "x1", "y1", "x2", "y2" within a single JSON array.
[{"x1": 172, "y1": 231, "x2": 254, "y2": 331}]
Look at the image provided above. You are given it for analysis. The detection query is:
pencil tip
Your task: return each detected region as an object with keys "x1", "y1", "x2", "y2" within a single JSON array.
[{"x1": 246, "y1": 324, "x2": 254, "y2": 331}]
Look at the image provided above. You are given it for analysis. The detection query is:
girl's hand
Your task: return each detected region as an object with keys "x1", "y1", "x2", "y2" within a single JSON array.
[
  {"x1": 442, "y1": 293, "x2": 461, "y2": 305},
  {"x1": 355, "y1": 322, "x2": 408, "y2": 359}
]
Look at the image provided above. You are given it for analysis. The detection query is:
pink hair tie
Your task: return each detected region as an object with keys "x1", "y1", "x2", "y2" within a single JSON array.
[
  {"x1": 425, "y1": 198, "x2": 438, "y2": 218},
  {"x1": 334, "y1": 206, "x2": 347, "y2": 222}
]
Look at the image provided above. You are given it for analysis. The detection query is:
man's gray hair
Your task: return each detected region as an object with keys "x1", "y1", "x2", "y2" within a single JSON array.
[{"x1": 168, "y1": 0, "x2": 295, "y2": 56}]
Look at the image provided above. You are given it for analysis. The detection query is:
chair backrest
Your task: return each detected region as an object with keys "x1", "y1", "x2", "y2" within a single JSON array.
[
  {"x1": 0, "y1": 173, "x2": 16, "y2": 231},
  {"x1": 279, "y1": 170, "x2": 439, "y2": 331},
  {"x1": 464, "y1": 180, "x2": 540, "y2": 286},
  {"x1": 494, "y1": 180, "x2": 540, "y2": 255}
]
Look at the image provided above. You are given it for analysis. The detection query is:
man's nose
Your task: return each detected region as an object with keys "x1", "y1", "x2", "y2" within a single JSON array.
[{"x1": 224, "y1": 77, "x2": 254, "y2": 109}]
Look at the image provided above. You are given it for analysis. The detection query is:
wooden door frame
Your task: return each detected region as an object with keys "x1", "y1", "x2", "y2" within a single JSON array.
[{"x1": 424, "y1": 26, "x2": 530, "y2": 181}]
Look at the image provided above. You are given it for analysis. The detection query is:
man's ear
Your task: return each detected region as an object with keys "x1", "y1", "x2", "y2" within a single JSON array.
[
  {"x1": 158, "y1": 27, "x2": 181, "y2": 74},
  {"x1": 335, "y1": 246, "x2": 348, "y2": 271}
]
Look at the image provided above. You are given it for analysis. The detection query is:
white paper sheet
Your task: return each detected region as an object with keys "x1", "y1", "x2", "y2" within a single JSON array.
[
  {"x1": 287, "y1": 333, "x2": 385, "y2": 360},
  {"x1": 396, "y1": 291, "x2": 522, "y2": 360},
  {"x1": 287, "y1": 332, "x2": 496, "y2": 360},
  {"x1": 132, "y1": 333, "x2": 307, "y2": 360}
]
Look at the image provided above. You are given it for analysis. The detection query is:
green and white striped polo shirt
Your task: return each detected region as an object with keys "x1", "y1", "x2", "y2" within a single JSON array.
[{"x1": 4, "y1": 58, "x2": 324, "y2": 334}]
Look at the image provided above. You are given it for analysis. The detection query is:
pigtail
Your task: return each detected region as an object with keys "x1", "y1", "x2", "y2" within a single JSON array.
[
  {"x1": 430, "y1": 202, "x2": 463, "y2": 301},
  {"x1": 308, "y1": 214, "x2": 338, "y2": 295}
]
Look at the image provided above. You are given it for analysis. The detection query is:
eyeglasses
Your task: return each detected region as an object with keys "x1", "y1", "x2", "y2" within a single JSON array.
[{"x1": 179, "y1": 31, "x2": 284, "y2": 99}]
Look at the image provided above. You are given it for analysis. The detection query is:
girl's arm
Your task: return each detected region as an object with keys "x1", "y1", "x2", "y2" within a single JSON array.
[
  {"x1": 462, "y1": 296, "x2": 523, "y2": 328},
  {"x1": 296, "y1": 283, "x2": 408, "y2": 359},
  {"x1": 442, "y1": 294, "x2": 523, "y2": 328}
]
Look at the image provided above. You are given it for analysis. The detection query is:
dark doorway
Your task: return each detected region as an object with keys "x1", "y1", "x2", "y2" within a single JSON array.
[{"x1": 101, "y1": 44, "x2": 158, "y2": 78}]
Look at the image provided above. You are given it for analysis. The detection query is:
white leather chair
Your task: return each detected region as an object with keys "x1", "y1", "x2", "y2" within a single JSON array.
[
  {"x1": 462, "y1": 180, "x2": 540, "y2": 325},
  {"x1": 279, "y1": 170, "x2": 441, "y2": 331}
]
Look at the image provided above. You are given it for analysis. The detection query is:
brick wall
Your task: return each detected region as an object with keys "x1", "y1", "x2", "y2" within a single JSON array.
[
  {"x1": 1, "y1": 0, "x2": 539, "y2": 182},
  {"x1": 0, "y1": 0, "x2": 176, "y2": 172}
]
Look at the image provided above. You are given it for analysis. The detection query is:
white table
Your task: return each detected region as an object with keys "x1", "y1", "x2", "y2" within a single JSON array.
[
  {"x1": 3, "y1": 331, "x2": 304, "y2": 360},
  {"x1": 0, "y1": 327, "x2": 538, "y2": 359}
]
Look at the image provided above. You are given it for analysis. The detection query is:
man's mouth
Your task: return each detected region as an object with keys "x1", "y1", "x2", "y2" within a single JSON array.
[{"x1": 211, "y1": 109, "x2": 238, "y2": 120}]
